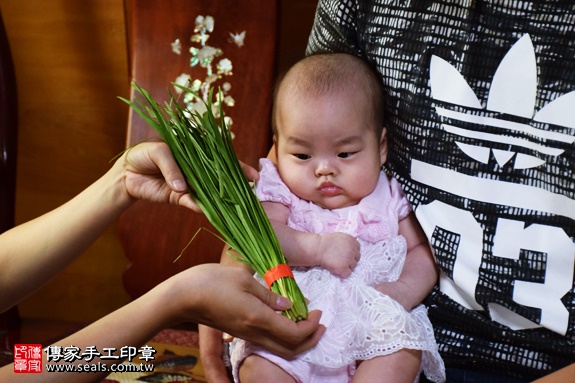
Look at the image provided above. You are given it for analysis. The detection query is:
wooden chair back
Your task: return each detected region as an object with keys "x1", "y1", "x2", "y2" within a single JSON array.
[{"x1": 119, "y1": 0, "x2": 278, "y2": 299}]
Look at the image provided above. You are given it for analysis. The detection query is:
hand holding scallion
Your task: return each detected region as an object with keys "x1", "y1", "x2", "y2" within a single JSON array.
[{"x1": 121, "y1": 84, "x2": 308, "y2": 321}]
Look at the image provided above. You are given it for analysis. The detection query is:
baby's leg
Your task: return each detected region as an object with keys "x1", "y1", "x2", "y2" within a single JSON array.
[
  {"x1": 352, "y1": 349, "x2": 422, "y2": 383},
  {"x1": 239, "y1": 354, "x2": 297, "y2": 383}
]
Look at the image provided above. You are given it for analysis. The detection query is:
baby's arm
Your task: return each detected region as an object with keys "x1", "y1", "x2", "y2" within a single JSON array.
[
  {"x1": 263, "y1": 201, "x2": 360, "y2": 278},
  {"x1": 374, "y1": 212, "x2": 438, "y2": 311}
]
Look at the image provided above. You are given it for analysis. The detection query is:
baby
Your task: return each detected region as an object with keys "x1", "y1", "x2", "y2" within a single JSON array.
[{"x1": 232, "y1": 53, "x2": 445, "y2": 383}]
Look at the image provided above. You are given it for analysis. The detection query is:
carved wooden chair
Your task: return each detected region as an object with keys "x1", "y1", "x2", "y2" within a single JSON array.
[{"x1": 118, "y1": 1, "x2": 278, "y2": 372}]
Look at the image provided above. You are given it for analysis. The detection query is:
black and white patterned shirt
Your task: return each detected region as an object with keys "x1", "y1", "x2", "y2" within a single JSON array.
[{"x1": 307, "y1": 1, "x2": 575, "y2": 380}]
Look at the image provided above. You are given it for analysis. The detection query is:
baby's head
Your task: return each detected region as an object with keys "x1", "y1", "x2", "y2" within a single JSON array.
[
  {"x1": 272, "y1": 53, "x2": 387, "y2": 210},
  {"x1": 272, "y1": 53, "x2": 384, "y2": 139}
]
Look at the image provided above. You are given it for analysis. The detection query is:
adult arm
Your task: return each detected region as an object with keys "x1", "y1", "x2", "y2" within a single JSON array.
[
  {"x1": 199, "y1": 247, "x2": 254, "y2": 383},
  {"x1": 199, "y1": 243, "x2": 327, "y2": 383},
  {"x1": 532, "y1": 363, "x2": 575, "y2": 383},
  {"x1": 0, "y1": 142, "x2": 195, "y2": 312},
  {"x1": 0, "y1": 264, "x2": 324, "y2": 383},
  {"x1": 0, "y1": 141, "x2": 259, "y2": 312}
]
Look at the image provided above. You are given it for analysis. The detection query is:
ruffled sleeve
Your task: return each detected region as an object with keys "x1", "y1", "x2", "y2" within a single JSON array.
[
  {"x1": 388, "y1": 176, "x2": 412, "y2": 221},
  {"x1": 255, "y1": 158, "x2": 294, "y2": 208}
]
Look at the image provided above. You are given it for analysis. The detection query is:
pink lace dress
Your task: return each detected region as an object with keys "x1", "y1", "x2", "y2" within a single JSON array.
[{"x1": 231, "y1": 159, "x2": 445, "y2": 383}]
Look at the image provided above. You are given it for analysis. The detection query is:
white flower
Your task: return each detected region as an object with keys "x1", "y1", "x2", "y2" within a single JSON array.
[
  {"x1": 173, "y1": 14, "x2": 241, "y2": 139},
  {"x1": 195, "y1": 15, "x2": 214, "y2": 33},
  {"x1": 194, "y1": 15, "x2": 204, "y2": 32},
  {"x1": 191, "y1": 33, "x2": 210, "y2": 45},
  {"x1": 188, "y1": 100, "x2": 207, "y2": 116},
  {"x1": 229, "y1": 31, "x2": 246, "y2": 47},
  {"x1": 183, "y1": 91, "x2": 197, "y2": 105},
  {"x1": 174, "y1": 73, "x2": 192, "y2": 94},
  {"x1": 224, "y1": 116, "x2": 235, "y2": 139},
  {"x1": 190, "y1": 79, "x2": 202, "y2": 92},
  {"x1": 171, "y1": 38, "x2": 182, "y2": 55},
  {"x1": 217, "y1": 58, "x2": 233, "y2": 74},
  {"x1": 223, "y1": 95, "x2": 235, "y2": 107},
  {"x1": 204, "y1": 16, "x2": 214, "y2": 32},
  {"x1": 196, "y1": 46, "x2": 219, "y2": 62}
]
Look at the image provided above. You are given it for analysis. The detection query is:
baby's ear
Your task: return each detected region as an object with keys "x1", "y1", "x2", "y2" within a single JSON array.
[{"x1": 379, "y1": 127, "x2": 388, "y2": 164}]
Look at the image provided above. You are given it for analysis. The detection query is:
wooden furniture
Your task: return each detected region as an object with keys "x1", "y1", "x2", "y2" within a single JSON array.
[
  {"x1": 0, "y1": 6, "x2": 19, "y2": 367},
  {"x1": 119, "y1": 0, "x2": 278, "y2": 300},
  {"x1": 116, "y1": 4, "x2": 279, "y2": 379}
]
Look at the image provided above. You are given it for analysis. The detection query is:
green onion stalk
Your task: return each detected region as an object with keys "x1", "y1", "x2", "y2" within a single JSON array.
[{"x1": 120, "y1": 83, "x2": 308, "y2": 321}]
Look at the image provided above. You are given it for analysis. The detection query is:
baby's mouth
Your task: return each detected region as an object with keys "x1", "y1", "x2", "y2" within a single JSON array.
[{"x1": 319, "y1": 182, "x2": 341, "y2": 196}]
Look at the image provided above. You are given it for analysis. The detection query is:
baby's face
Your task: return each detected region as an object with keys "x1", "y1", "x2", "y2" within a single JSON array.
[{"x1": 275, "y1": 90, "x2": 386, "y2": 210}]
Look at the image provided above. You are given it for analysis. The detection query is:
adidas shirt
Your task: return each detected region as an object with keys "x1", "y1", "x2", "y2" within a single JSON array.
[{"x1": 307, "y1": 1, "x2": 575, "y2": 380}]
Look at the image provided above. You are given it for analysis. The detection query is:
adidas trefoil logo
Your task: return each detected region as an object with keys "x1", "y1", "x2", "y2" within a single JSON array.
[{"x1": 430, "y1": 34, "x2": 575, "y2": 170}]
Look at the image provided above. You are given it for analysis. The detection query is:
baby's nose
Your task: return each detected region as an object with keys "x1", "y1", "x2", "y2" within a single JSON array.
[{"x1": 315, "y1": 159, "x2": 336, "y2": 177}]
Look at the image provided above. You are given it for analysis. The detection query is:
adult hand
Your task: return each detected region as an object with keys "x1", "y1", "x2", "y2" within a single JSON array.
[
  {"x1": 120, "y1": 141, "x2": 259, "y2": 212},
  {"x1": 161, "y1": 263, "x2": 325, "y2": 359},
  {"x1": 0, "y1": 263, "x2": 322, "y2": 383}
]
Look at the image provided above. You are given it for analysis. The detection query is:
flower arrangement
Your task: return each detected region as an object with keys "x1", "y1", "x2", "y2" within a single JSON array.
[{"x1": 171, "y1": 15, "x2": 245, "y2": 133}]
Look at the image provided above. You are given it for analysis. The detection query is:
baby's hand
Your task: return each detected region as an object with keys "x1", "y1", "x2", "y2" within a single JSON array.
[{"x1": 317, "y1": 232, "x2": 360, "y2": 278}]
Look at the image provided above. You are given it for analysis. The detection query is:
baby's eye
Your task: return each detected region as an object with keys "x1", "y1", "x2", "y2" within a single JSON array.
[
  {"x1": 338, "y1": 152, "x2": 355, "y2": 158},
  {"x1": 293, "y1": 153, "x2": 311, "y2": 160}
]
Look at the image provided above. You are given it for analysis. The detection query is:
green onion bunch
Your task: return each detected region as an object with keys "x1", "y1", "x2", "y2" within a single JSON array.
[{"x1": 121, "y1": 83, "x2": 308, "y2": 322}]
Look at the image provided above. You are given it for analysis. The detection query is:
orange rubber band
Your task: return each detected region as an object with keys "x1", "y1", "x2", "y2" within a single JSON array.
[{"x1": 264, "y1": 264, "x2": 294, "y2": 288}]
